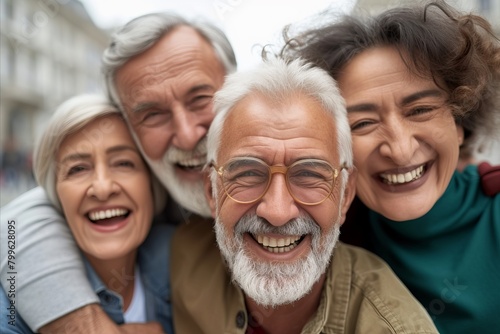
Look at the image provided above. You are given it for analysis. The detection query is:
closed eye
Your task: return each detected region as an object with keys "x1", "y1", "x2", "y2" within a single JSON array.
[
  {"x1": 410, "y1": 106, "x2": 435, "y2": 115},
  {"x1": 67, "y1": 165, "x2": 87, "y2": 176},
  {"x1": 350, "y1": 119, "x2": 375, "y2": 131},
  {"x1": 231, "y1": 169, "x2": 267, "y2": 181},
  {"x1": 189, "y1": 95, "x2": 212, "y2": 111},
  {"x1": 115, "y1": 160, "x2": 135, "y2": 168},
  {"x1": 141, "y1": 109, "x2": 171, "y2": 126}
]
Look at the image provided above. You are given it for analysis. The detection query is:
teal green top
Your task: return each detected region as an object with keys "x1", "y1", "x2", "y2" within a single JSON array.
[{"x1": 369, "y1": 165, "x2": 500, "y2": 334}]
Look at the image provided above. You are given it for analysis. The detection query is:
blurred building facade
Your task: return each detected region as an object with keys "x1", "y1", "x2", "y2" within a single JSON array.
[
  {"x1": 0, "y1": 0, "x2": 109, "y2": 204},
  {"x1": 354, "y1": 0, "x2": 500, "y2": 165}
]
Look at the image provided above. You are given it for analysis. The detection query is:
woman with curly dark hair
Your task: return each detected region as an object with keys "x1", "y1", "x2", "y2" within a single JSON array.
[{"x1": 281, "y1": 1, "x2": 500, "y2": 333}]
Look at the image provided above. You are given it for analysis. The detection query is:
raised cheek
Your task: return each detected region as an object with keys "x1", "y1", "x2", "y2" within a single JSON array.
[
  {"x1": 218, "y1": 204, "x2": 237, "y2": 228},
  {"x1": 199, "y1": 110, "x2": 215, "y2": 127},
  {"x1": 313, "y1": 205, "x2": 336, "y2": 228},
  {"x1": 57, "y1": 184, "x2": 72, "y2": 208},
  {"x1": 218, "y1": 197, "x2": 248, "y2": 228},
  {"x1": 128, "y1": 176, "x2": 152, "y2": 191},
  {"x1": 140, "y1": 130, "x2": 171, "y2": 160},
  {"x1": 60, "y1": 198, "x2": 78, "y2": 228},
  {"x1": 352, "y1": 138, "x2": 373, "y2": 163}
]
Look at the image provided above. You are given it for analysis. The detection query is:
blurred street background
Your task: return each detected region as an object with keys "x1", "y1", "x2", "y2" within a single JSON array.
[{"x1": 1, "y1": 0, "x2": 499, "y2": 206}]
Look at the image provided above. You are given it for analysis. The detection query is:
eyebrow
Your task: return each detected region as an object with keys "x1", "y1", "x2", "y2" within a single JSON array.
[
  {"x1": 106, "y1": 145, "x2": 138, "y2": 155},
  {"x1": 59, "y1": 145, "x2": 138, "y2": 164},
  {"x1": 187, "y1": 84, "x2": 214, "y2": 95},
  {"x1": 130, "y1": 84, "x2": 215, "y2": 115},
  {"x1": 346, "y1": 103, "x2": 377, "y2": 113},
  {"x1": 400, "y1": 89, "x2": 444, "y2": 105},
  {"x1": 60, "y1": 153, "x2": 90, "y2": 165},
  {"x1": 131, "y1": 102, "x2": 158, "y2": 115},
  {"x1": 346, "y1": 89, "x2": 444, "y2": 113}
]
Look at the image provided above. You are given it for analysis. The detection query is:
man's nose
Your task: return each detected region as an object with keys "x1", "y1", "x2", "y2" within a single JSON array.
[
  {"x1": 255, "y1": 174, "x2": 300, "y2": 226},
  {"x1": 171, "y1": 108, "x2": 208, "y2": 151}
]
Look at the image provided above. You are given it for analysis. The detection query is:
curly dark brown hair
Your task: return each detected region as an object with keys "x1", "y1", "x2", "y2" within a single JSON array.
[{"x1": 280, "y1": 0, "x2": 500, "y2": 156}]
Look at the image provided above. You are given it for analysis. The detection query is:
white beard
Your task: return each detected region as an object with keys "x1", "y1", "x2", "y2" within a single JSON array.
[
  {"x1": 215, "y1": 213, "x2": 340, "y2": 308},
  {"x1": 145, "y1": 138, "x2": 211, "y2": 217}
]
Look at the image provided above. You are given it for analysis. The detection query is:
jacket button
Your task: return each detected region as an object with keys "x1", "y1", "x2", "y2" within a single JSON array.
[{"x1": 236, "y1": 310, "x2": 246, "y2": 328}]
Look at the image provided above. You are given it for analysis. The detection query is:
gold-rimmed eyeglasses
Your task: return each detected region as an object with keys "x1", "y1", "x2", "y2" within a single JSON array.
[{"x1": 209, "y1": 157, "x2": 347, "y2": 206}]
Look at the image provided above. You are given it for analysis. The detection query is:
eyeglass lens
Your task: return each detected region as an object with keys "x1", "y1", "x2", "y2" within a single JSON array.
[{"x1": 221, "y1": 158, "x2": 336, "y2": 204}]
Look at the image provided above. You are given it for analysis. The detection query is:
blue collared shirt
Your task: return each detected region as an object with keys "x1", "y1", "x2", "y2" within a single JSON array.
[{"x1": 0, "y1": 223, "x2": 175, "y2": 334}]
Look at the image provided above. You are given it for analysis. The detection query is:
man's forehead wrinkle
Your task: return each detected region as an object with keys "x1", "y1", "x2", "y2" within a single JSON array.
[
  {"x1": 227, "y1": 132, "x2": 330, "y2": 151},
  {"x1": 154, "y1": 49, "x2": 208, "y2": 79},
  {"x1": 117, "y1": 29, "x2": 219, "y2": 104},
  {"x1": 128, "y1": 47, "x2": 206, "y2": 84},
  {"x1": 120, "y1": 62, "x2": 215, "y2": 114}
]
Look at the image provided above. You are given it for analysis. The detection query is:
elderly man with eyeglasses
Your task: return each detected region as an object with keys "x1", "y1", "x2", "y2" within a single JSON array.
[{"x1": 170, "y1": 58, "x2": 438, "y2": 334}]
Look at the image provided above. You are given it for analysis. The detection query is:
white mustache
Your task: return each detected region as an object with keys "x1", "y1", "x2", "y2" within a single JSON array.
[
  {"x1": 234, "y1": 214, "x2": 320, "y2": 239},
  {"x1": 164, "y1": 137, "x2": 207, "y2": 164}
]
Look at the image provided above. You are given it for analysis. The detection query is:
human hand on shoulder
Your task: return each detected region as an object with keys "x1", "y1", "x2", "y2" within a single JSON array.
[{"x1": 38, "y1": 304, "x2": 165, "y2": 334}]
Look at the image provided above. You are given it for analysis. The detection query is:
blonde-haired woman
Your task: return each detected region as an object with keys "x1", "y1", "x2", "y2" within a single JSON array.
[{"x1": 1, "y1": 95, "x2": 173, "y2": 333}]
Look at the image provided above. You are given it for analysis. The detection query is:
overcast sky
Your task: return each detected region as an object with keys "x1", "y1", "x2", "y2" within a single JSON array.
[{"x1": 80, "y1": 0, "x2": 357, "y2": 70}]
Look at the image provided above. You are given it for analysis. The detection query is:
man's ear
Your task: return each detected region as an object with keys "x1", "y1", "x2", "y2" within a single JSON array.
[
  {"x1": 339, "y1": 167, "x2": 357, "y2": 225},
  {"x1": 204, "y1": 171, "x2": 217, "y2": 218}
]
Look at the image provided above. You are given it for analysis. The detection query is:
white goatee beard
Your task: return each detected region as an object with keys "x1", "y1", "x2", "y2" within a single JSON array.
[
  {"x1": 145, "y1": 138, "x2": 211, "y2": 217},
  {"x1": 215, "y1": 213, "x2": 340, "y2": 308}
]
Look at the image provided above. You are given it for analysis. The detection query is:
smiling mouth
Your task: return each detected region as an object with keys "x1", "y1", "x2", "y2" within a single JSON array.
[
  {"x1": 176, "y1": 163, "x2": 203, "y2": 172},
  {"x1": 175, "y1": 157, "x2": 206, "y2": 172},
  {"x1": 379, "y1": 164, "x2": 426, "y2": 185},
  {"x1": 88, "y1": 208, "x2": 130, "y2": 225},
  {"x1": 252, "y1": 234, "x2": 305, "y2": 253}
]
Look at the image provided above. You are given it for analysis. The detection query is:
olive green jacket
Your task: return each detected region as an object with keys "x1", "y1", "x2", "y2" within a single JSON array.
[{"x1": 171, "y1": 220, "x2": 438, "y2": 334}]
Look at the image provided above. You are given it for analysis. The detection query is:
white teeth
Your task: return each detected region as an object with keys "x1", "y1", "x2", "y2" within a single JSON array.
[
  {"x1": 404, "y1": 172, "x2": 412, "y2": 182},
  {"x1": 380, "y1": 165, "x2": 425, "y2": 185},
  {"x1": 177, "y1": 157, "x2": 206, "y2": 168},
  {"x1": 268, "y1": 238, "x2": 277, "y2": 247},
  {"x1": 89, "y1": 208, "x2": 128, "y2": 221},
  {"x1": 255, "y1": 235, "x2": 302, "y2": 253}
]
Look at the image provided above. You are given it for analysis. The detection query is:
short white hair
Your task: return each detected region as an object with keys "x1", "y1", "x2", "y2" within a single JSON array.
[
  {"x1": 207, "y1": 58, "x2": 352, "y2": 185},
  {"x1": 33, "y1": 94, "x2": 166, "y2": 213}
]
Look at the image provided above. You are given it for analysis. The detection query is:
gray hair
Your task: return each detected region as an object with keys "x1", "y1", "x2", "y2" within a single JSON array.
[
  {"x1": 102, "y1": 12, "x2": 237, "y2": 109},
  {"x1": 207, "y1": 58, "x2": 352, "y2": 185},
  {"x1": 33, "y1": 94, "x2": 166, "y2": 213}
]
